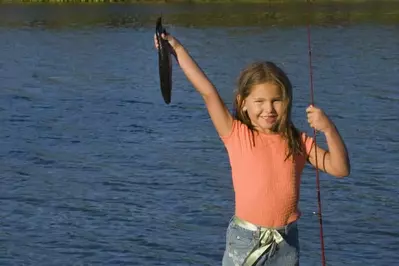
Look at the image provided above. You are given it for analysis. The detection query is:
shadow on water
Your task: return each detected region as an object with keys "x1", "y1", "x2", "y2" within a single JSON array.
[{"x1": 0, "y1": 2, "x2": 399, "y2": 28}]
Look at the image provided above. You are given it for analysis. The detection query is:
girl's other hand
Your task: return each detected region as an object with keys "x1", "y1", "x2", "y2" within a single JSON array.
[{"x1": 306, "y1": 105, "x2": 334, "y2": 133}]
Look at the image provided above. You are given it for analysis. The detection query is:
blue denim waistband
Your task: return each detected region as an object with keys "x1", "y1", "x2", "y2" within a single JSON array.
[{"x1": 232, "y1": 216, "x2": 295, "y2": 236}]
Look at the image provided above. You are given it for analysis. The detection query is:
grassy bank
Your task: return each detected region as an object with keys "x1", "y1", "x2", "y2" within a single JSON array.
[
  {"x1": 0, "y1": 0, "x2": 397, "y2": 3},
  {"x1": 1, "y1": 0, "x2": 398, "y2": 27}
]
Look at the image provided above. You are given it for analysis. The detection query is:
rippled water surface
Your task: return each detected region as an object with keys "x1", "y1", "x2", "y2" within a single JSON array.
[{"x1": 0, "y1": 3, "x2": 398, "y2": 266}]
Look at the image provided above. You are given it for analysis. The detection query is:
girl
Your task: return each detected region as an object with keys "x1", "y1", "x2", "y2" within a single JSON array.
[{"x1": 154, "y1": 33, "x2": 350, "y2": 266}]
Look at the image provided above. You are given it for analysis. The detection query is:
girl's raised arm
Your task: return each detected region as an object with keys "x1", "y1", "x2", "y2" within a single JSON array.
[{"x1": 155, "y1": 33, "x2": 233, "y2": 136}]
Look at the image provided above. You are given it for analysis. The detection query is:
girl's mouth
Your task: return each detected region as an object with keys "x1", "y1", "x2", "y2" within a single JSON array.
[{"x1": 261, "y1": 116, "x2": 277, "y2": 124}]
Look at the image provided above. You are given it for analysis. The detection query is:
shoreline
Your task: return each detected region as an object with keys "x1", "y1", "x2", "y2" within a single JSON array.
[{"x1": 0, "y1": 0, "x2": 398, "y2": 3}]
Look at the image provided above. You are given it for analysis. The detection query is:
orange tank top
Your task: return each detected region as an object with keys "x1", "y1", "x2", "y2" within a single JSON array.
[{"x1": 220, "y1": 119, "x2": 314, "y2": 228}]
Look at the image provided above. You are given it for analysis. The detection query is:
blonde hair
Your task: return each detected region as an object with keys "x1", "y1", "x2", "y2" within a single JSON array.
[{"x1": 233, "y1": 61, "x2": 303, "y2": 160}]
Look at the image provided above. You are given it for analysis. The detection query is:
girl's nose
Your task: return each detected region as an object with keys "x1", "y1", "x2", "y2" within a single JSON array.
[{"x1": 265, "y1": 101, "x2": 274, "y2": 112}]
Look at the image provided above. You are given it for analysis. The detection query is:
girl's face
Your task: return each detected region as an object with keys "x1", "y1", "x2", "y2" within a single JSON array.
[{"x1": 242, "y1": 82, "x2": 283, "y2": 134}]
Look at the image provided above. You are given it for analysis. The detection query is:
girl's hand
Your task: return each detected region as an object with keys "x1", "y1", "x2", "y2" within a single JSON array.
[
  {"x1": 306, "y1": 105, "x2": 334, "y2": 133},
  {"x1": 153, "y1": 33, "x2": 182, "y2": 52}
]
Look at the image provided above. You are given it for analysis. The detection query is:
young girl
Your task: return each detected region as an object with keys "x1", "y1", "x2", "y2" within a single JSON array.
[{"x1": 154, "y1": 33, "x2": 350, "y2": 266}]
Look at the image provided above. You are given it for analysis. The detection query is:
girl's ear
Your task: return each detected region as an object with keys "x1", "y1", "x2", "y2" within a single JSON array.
[
  {"x1": 242, "y1": 98, "x2": 247, "y2": 111},
  {"x1": 236, "y1": 94, "x2": 247, "y2": 110},
  {"x1": 236, "y1": 94, "x2": 242, "y2": 104}
]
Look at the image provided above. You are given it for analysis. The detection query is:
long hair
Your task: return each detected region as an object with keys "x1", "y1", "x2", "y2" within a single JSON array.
[{"x1": 233, "y1": 61, "x2": 303, "y2": 160}]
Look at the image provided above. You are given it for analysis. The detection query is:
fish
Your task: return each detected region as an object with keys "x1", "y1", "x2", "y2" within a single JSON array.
[{"x1": 155, "y1": 17, "x2": 172, "y2": 104}]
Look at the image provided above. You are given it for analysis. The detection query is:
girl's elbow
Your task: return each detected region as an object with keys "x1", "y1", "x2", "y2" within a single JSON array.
[
  {"x1": 331, "y1": 157, "x2": 351, "y2": 178},
  {"x1": 334, "y1": 165, "x2": 351, "y2": 178},
  {"x1": 335, "y1": 171, "x2": 349, "y2": 178}
]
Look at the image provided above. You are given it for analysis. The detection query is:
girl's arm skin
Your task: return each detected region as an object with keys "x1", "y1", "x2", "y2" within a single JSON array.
[
  {"x1": 154, "y1": 33, "x2": 233, "y2": 136},
  {"x1": 306, "y1": 105, "x2": 351, "y2": 178}
]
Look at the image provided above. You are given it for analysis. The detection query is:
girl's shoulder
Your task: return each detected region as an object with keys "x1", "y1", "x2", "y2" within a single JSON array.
[{"x1": 219, "y1": 119, "x2": 252, "y2": 143}]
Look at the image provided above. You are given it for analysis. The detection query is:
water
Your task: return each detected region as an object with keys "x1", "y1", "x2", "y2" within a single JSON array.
[{"x1": 0, "y1": 3, "x2": 398, "y2": 266}]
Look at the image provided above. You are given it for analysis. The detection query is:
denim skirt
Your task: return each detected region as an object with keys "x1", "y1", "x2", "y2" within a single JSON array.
[{"x1": 222, "y1": 216, "x2": 300, "y2": 266}]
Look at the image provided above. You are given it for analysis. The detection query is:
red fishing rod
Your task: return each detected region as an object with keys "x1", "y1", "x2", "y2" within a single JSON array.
[{"x1": 306, "y1": 0, "x2": 327, "y2": 265}]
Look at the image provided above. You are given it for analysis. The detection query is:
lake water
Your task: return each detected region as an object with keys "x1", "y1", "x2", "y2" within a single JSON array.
[{"x1": 0, "y1": 3, "x2": 398, "y2": 266}]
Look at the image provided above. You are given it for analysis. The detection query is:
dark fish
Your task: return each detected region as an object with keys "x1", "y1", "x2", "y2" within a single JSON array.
[{"x1": 155, "y1": 17, "x2": 172, "y2": 104}]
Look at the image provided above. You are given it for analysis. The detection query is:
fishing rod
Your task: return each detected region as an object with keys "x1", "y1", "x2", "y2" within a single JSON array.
[{"x1": 306, "y1": 1, "x2": 327, "y2": 265}]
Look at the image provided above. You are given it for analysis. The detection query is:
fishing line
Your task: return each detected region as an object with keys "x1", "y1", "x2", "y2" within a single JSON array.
[{"x1": 306, "y1": 0, "x2": 327, "y2": 265}]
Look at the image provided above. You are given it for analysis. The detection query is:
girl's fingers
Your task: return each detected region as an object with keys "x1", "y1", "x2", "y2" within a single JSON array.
[
  {"x1": 153, "y1": 35, "x2": 159, "y2": 48},
  {"x1": 161, "y1": 33, "x2": 168, "y2": 41}
]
